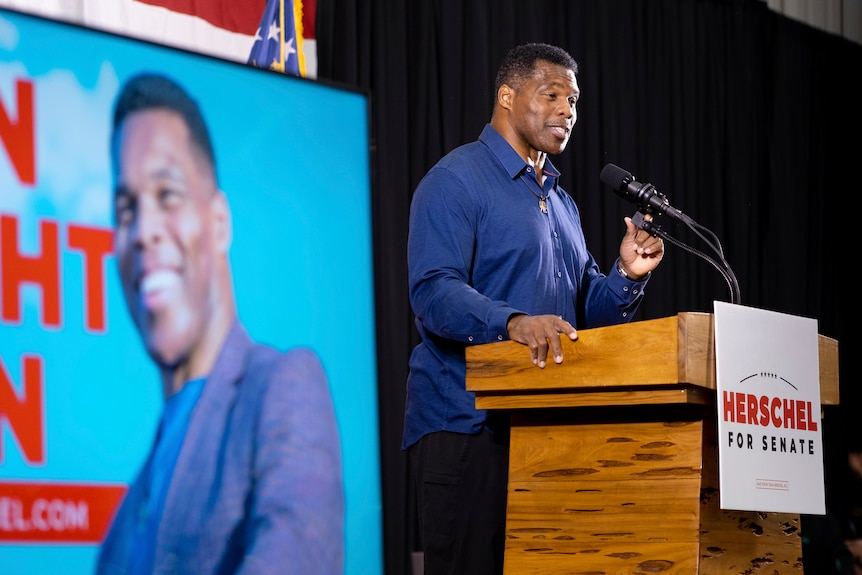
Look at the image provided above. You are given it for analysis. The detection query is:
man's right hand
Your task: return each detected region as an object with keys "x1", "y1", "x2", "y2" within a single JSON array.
[{"x1": 506, "y1": 314, "x2": 578, "y2": 369}]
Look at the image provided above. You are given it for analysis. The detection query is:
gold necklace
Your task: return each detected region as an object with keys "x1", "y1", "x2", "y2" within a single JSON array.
[{"x1": 519, "y1": 175, "x2": 550, "y2": 214}]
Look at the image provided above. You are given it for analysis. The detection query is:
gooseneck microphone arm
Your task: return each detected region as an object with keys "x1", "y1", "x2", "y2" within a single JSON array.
[
  {"x1": 602, "y1": 163, "x2": 741, "y2": 305},
  {"x1": 631, "y1": 212, "x2": 741, "y2": 305}
]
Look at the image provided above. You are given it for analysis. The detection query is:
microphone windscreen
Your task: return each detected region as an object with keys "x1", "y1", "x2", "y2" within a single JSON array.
[{"x1": 600, "y1": 163, "x2": 632, "y2": 190}]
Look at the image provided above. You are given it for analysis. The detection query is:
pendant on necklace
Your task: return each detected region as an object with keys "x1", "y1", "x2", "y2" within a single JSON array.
[{"x1": 519, "y1": 174, "x2": 550, "y2": 214}]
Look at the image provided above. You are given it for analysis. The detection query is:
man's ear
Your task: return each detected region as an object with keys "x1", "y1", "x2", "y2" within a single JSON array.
[
  {"x1": 211, "y1": 190, "x2": 232, "y2": 254},
  {"x1": 497, "y1": 84, "x2": 514, "y2": 112}
]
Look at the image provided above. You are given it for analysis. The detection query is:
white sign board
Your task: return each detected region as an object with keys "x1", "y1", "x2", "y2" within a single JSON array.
[{"x1": 714, "y1": 301, "x2": 825, "y2": 514}]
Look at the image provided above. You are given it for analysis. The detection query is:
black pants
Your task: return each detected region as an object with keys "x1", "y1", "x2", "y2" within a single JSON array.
[{"x1": 409, "y1": 419, "x2": 510, "y2": 575}]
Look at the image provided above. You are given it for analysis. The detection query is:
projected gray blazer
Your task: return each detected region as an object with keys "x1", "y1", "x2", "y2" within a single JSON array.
[{"x1": 96, "y1": 320, "x2": 344, "y2": 574}]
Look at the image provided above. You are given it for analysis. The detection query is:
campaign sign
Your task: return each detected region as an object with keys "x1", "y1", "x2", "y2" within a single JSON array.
[{"x1": 714, "y1": 301, "x2": 824, "y2": 514}]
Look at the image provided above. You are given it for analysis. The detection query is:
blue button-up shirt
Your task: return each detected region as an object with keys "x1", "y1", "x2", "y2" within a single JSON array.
[{"x1": 402, "y1": 124, "x2": 649, "y2": 449}]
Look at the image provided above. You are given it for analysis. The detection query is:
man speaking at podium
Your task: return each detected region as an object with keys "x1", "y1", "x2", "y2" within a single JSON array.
[{"x1": 402, "y1": 42, "x2": 665, "y2": 575}]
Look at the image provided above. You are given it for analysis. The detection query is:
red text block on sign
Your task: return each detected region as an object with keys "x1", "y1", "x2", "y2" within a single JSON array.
[{"x1": 0, "y1": 481, "x2": 127, "y2": 543}]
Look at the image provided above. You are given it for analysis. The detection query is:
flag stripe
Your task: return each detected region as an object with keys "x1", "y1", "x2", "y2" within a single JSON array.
[{"x1": 132, "y1": 0, "x2": 317, "y2": 39}]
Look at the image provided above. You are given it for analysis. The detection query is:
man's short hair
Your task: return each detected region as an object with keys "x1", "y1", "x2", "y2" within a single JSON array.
[
  {"x1": 494, "y1": 43, "x2": 579, "y2": 96},
  {"x1": 111, "y1": 72, "x2": 217, "y2": 181}
]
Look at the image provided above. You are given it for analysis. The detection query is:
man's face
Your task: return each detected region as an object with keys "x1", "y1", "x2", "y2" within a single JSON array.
[
  {"x1": 112, "y1": 109, "x2": 224, "y2": 369},
  {"x1": 509, "y1": 60, "x2": 579, "y2": 156}
]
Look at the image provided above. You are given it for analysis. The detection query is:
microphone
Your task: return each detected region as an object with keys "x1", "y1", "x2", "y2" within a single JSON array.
[{"x1": 600, "y1": 163, "x2": 685, "y2": 221}]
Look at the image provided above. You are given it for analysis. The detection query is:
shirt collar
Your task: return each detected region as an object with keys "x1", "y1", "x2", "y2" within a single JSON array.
[{"x1": 479, "y1": 123, "x2": 562, "y2": 182}]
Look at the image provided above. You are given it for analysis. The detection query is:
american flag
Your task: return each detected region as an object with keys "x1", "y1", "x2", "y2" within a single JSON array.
[{"x1": 247, "y1": 0, "x2": 305, "y2": 77}]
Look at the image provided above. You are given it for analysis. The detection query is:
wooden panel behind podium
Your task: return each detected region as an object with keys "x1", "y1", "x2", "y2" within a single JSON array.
[{"x1": 466, "y1": 312, "x2": 839, "y2": 574}]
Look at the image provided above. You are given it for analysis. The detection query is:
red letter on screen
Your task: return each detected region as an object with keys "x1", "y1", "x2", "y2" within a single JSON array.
[
  {"x1": 68, "y1": 225, "x2": 113, "y2": 332},
  {"x1": 0, "y1": 78, "x2": 36, "y2": 186},
  {"x1": 1, "y1": 215, "x2": 61, "y2": 328},
  {"x1": 0, "y1": 355, "x2": 45, "y2": 464}
]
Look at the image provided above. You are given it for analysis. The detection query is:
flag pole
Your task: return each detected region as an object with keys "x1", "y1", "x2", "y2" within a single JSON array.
[{"x1": 279, "y1": 0, "x2": 285, "y2": 69}]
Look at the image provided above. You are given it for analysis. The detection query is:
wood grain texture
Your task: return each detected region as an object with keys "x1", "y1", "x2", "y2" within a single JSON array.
[
  {"x1": 504, "y1": 415, "x2": 707, "y2": 573},
  {"x1": 475, "y1": 388, "x2": 713, "y2": 411},
  {"x1": 502, "y1": 540, "x2": 700, "y2": 575},
  {"x1": 502, "y1": 412, "x2": 805, "y2": 574},
  {"x1": 466, "y1": 312, "x2": 840, "y2": 405},
  {"x1": 508, "y1": 417, "x2": 704, "y2": 483}
]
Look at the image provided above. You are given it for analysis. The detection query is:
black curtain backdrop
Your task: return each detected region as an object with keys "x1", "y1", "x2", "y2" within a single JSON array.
[{"x1": 316, "y1": 1, "x2": 860, "y2": 573}]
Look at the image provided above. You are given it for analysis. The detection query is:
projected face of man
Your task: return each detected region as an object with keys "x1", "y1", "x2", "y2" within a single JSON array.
[{"x1": 113, "y1": 108, "x2": 233, "y2": 392}]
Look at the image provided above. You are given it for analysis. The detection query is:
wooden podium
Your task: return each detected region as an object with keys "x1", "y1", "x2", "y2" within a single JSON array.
[{"x1": 465, "y1": 312, "x2": 839, "y2": 574}]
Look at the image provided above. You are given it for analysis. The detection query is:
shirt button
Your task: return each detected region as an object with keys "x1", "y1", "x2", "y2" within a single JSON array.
[
  {"x1": 633, "y1": 289, "x2": 639, "y2": 295},
  {"x1": 557, "y1": 271, "x2": 562, "y2": 278},
  {"x1": 623, "y1": 286, "x2": 629, "y2": 292},
  {"x1": 622, "y1": 311, "x2": 628, "y2": 318},
  {"x1": 497, "y1": 335, "x2": 503, "y2": 341},
  {"x1": 468, "y1": 336, "x2": 474, "y2": 342}
]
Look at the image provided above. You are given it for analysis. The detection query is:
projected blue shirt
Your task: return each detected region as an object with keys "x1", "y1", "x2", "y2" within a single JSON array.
[
  {"x1": 402, "y1": 124, "x2": 650, "y2": 449},
  {"x1": 129, "y1": 377, "x2": 206, "y2": 575}
]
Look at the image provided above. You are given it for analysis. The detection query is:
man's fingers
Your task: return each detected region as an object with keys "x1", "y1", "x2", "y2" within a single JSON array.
[
  {"x1": 556, "y1": 317, "x2": 578, "y2": 340},
  {"x1": 508, "y1": 314, "x2": 577, "y2": 368},
  {"x1": 549, "y1": 338, "x2": 563, "y2": 364},
  {"x1": 532, "y1": 339, "x2": 549, "y2": 368},
  {"x1": 529, "y1": 344, "x2": 540, "y2": 366}
]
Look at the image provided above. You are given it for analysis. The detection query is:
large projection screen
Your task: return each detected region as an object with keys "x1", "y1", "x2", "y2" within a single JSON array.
[{"x1": 0, "y1": 8, "x2": 381, "y2": 574}]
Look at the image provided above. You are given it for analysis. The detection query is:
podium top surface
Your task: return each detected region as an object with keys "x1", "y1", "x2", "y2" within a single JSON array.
[{"x1": 465, "y1": 312, "x2": 839, "y2": 408}]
